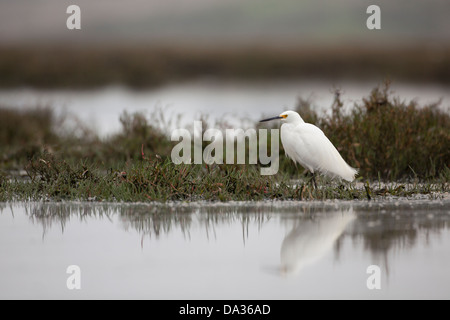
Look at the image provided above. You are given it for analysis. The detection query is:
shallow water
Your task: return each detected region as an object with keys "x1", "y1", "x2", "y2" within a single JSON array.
[
  {"x1": 1, "y1": 80, "x2": 449, "y2": 136},
  {"x1": 1, "y1": 199, "x2": 449, "y2": 299}
]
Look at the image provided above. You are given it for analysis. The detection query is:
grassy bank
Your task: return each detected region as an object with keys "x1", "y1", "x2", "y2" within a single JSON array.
[
  {"x1": 0, "y1": 83, "x2": 449, "y2": 202},
  {"x1": 1, "y1": 152, "x2": 447, "y2": 202}
]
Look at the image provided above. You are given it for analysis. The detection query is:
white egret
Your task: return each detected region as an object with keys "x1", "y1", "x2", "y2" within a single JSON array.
[{"x1": 260, "y1": 110, "x2": 358, "y2": 185}]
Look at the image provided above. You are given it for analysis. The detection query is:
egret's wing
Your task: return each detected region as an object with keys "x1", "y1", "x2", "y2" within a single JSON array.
[
  {"x1": 281, "y1": 124, "x2": 316, "y2": 171},
  {"x1": 284, "y1": 123, "x2": 357, "y2": 181}
]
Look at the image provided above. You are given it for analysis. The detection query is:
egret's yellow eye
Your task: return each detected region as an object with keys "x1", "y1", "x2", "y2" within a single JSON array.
[{"x1": 281, "y1": 114, "x2": 288, "y2": 119}]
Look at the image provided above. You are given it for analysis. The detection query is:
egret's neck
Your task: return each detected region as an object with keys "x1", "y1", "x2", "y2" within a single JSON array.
[{"x1": 286, "y1": 117, "x2": 304, "y2": 125}]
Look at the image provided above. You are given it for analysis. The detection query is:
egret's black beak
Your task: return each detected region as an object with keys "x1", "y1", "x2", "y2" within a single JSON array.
[{"x1": 260, "y1": 116, "x2": 283, "y2": 122}]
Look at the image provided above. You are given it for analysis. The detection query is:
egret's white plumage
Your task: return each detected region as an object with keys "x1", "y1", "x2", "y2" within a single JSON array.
[{"x1": 261, "y1": 110, "x2": 358, "y2": 182}]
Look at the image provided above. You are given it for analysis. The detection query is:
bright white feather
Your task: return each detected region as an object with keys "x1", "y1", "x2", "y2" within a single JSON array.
[{"x1": 262, "y1": 110, "x2": 358, "y2": 182}]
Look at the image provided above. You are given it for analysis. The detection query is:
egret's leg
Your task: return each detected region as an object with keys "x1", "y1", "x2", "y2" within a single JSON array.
[
  {"x1": 311, "y1": 173, "x2": 318, "y2": 190},
  {"x1": 305, "y1": 171, "x2": 317, "y2": 189}
]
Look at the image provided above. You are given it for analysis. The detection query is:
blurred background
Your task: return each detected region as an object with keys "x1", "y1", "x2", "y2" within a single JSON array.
[
  {"x1": 1, "y1": 0, "x2": 450, "y2": 46},
  {"x1": 0, "y1": 0, "x2": 449, "y2": 138}
]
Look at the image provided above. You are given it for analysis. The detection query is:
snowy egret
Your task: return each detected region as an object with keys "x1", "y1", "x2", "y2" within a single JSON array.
[{"x1": 260, "y1": 110, "x2": 358, "y2": 184}]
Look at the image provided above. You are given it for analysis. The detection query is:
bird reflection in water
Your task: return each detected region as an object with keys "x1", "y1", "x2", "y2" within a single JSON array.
[{"x1": 280, "y1": 209, "x2": 355, "y2": 276}]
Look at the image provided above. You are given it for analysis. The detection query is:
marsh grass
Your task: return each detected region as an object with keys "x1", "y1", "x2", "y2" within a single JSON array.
[
  {"x1": 0, "y1": 83, "x2": 449, "y2": 202},
  {"x1": 0, "y1": 106, "x2": 177, "y2": 171},
  {"x1": 1, "y1": 150, "x2": 448, "y2": 202},
  {"x1": 0, "y1": 106, "x2": 60, "y2": 170}
]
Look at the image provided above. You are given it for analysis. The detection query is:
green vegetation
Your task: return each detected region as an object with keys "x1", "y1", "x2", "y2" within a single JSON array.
[
  {"x1": 1, "y1": 152, "x2": 447, "y2": 202},
  {"x1": 0, "y1": 83, "x2": 449, "y2": 202}
]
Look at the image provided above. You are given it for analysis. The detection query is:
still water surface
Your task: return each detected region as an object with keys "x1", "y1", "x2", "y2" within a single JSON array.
[
  {"x1": 1, "y1": 200, "x2": 449, "y2": 299},
  {"x1": 1, "y1": 80, "x2": 449, "y2": 136}
]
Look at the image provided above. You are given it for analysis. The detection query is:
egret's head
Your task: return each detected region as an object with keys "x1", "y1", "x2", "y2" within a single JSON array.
[{"x1": 260, "y1": 110, "x2": 303, "y2": 124}]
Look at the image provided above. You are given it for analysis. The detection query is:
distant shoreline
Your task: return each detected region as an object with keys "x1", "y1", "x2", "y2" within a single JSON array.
[{"x1": 1, "y1": 45, "x2": 449, "y2": 89}]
